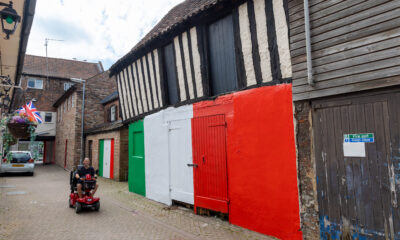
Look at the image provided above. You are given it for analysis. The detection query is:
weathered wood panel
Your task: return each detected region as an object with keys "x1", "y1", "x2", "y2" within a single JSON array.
[
  {"x1": 163, "y1": 43, "x2": 180, "y2": 105},
  {"x1": 289, "y1": 0, "x2": 400, "y2": 101},
  {"x1": 312, "y1": 91, "x2": 400, "y2": 239},
  {"x1": 208, "y1": 14, "x2": 238, "y2": 95}
]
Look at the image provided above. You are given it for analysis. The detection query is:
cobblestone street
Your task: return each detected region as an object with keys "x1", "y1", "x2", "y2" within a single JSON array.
[{"x1": 0, "y1": 165, "x2": 275, "y2": 240}]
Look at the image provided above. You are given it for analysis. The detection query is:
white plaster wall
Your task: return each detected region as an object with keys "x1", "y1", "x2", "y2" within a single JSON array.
[
  {"x1": 123, "y1": 68, "x2": 134, "y2": 118},
  {"x1": 190, "y1": 27, "x2": 204, "y2": 97},
  {"x1": 132, "y1": 63, "x2": 143, "y2": 114},
  {"x1": 239, "y1": 2, "x2": 257, "y2": 87},
  {"x1": 174, "y1": 36, "x2": 187, "y2": 101},
  {"x1": 147, "y1": 52, "x2": 159, "y2": 109},
  {"x1": 153, "y1": 49, "x2": 164, "y2": 107},
  {"x1": 144, "y1": 110, "x2": 171, "y2": 205},
  {"x1": 273, "y1": 0, "x2": 292, "y2": 78},
  {"x1": 117, "y1": 74, "x2": 127, "y2": 120},
  {"x1": 127, "y1": 65, "x2": 137, "y2": 116},
  {"x1": 142, "y1": 56, "x2": 153, "y2": 111},
  {"x1": 181, "y1": 32, "x2": 195, "y2": 99},
  {"x1": 254, "y1": 0, "x2": 273, "y2": 82},
  {"x1": 137, "y1": 58, "x2": 149, "y2": 112},
  {"x1": 120, "y1": 70, "x2": 132, "y2": 119},
  {"x1": 36, "y1": 112, "x2": 56, "y2": 136}
]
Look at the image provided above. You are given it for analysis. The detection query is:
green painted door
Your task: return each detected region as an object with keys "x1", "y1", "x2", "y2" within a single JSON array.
[
  {"x1": 99, "y1": 139, "x2": 104, "y2": 177},
  {"x1": 128, "y1": 121, "x2": 146, "y2": 196}
]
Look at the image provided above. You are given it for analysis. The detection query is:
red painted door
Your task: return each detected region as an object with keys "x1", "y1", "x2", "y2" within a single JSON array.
[{"x1": 192, "y1": 114, "x2": 229, "y2": 213}]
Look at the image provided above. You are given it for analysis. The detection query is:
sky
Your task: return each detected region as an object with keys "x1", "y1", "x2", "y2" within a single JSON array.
[{"x1": 26, "y1": 0, "x2": 184, "y2": 70}]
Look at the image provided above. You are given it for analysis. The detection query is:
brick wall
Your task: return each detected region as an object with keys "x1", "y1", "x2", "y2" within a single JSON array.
[
  {"x1": 12, "y1": 75, "x2": 74, "y2": 111},
  {"x1": 84, "y1": 71, "x2": 117, "y2": 130},
  {"x1": 294, "y1": 101, "x2": 320, "y2": 239},
  {"x1": 55, "y1": 91, "x2": 80, "y2": 170},
  {"x1": 85, "y1": 127, "x2": 129, "y2": 181}
]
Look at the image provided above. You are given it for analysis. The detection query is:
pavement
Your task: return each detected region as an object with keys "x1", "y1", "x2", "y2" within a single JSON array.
[{"x1": 0, "y1": 165, "x2": 276, "y2": 240}]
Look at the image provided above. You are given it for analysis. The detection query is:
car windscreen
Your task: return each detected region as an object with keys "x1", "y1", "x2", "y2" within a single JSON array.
[{"x1": 11, "y1": 153, "x2": 31, "y2": 163}]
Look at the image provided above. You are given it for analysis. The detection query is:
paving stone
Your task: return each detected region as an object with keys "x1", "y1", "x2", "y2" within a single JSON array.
[{"x1": 0, "y1": 165, "x2": 275, "y2": 240}]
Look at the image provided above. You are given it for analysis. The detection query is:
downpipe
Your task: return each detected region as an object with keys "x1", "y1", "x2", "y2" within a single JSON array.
[{"x1": 304, "y1": 0, "x2": 314, "y2": 86}]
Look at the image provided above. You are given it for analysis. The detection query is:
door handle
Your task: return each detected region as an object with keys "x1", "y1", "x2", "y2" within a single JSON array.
[{"x1": 187, "y1": 163, "x2": 198, "y2": 168}]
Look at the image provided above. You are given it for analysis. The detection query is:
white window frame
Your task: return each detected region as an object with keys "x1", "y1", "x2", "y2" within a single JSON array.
[
  {"x1": 27, "y1": 79, "x2": 43, "y2": 89},
  {"x1": 110, "y1": 105, "x2": 116, "y2": 122}
]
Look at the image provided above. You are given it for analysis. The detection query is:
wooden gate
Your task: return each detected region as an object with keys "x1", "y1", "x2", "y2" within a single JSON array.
[
  {"x1": 192, "y1": 114, "x2": 229, "y2": 213},
  {"x1": 129, "y1": 121, "x2": 146, "y2": 196},
  {"x1": 313, "y1": 91, "x2": 400, "y2": 239},
  {"x1": 168, "y1": 119, "x2": 194, "y2": 204}
]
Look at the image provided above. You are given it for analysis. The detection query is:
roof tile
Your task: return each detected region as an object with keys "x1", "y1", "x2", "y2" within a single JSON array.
[{"x1": 23, "y1": 55, "x2": 103, "y2": 79}]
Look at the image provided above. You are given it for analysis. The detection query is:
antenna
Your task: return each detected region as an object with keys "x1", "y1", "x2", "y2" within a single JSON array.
[{"x1": 44, "y1": 38, "x2": 63, "y2": 89}]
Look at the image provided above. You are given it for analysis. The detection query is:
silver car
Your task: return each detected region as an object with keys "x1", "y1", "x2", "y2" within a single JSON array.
[{"x1": 0, "y1": 151, "x2": 35, "y2": 176}]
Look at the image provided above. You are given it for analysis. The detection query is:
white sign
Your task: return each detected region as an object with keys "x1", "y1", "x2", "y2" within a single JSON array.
[{"x1": 343, "y1": 142, "x2": 366, "y2": 157}]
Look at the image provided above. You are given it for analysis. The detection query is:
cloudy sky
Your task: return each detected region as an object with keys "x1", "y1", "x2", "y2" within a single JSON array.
[{"x1": 26, "y1": 0, "x2": 184, "y2": 70}]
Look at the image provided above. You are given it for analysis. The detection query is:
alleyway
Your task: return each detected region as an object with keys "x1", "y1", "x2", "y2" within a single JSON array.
[{"x1": 0, "y1": 165, "x2": 275, "y2": 240}]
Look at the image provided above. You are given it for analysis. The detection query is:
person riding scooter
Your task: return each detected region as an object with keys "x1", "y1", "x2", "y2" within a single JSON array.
[{"x1": 75, "y1": 157, "x2": 98, "y2": 199}]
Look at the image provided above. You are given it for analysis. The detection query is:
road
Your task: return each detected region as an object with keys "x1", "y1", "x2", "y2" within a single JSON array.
[{"x1": 0, "y1": 165, "x2": 275, "y2": 240}]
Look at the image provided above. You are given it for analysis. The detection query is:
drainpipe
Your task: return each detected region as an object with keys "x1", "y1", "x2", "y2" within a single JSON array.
[{"x1": 304, "y1": 0, "x2": 314, "y2": 86}]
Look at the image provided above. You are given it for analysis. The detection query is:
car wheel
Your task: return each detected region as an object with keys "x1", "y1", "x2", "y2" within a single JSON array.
[
  {"x1": 94, "y1": 201, "x2": 100, "y2": 211},
  {"x1": 75, "y1": 202, "x2": 82, "y2": 213},
  {"x1": 69, "y1": 197, "x2": 74, "y2": 208},
  {"x1": 29, "y1": 172, "x2": 34, "y2": 176}
]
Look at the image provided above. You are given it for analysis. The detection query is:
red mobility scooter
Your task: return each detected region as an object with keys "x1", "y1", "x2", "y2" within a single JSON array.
[{"x1": 69, "y1": 166, "x2": 100, "y2": 213}]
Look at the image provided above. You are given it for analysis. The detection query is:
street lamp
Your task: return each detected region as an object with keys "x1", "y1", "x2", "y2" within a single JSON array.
[
  {"x1": 70, "y1": 78, "x2": 85, "y2": 165},
  {"x1": 0, "y1": 1, "x2": 21, "y2": 39}
]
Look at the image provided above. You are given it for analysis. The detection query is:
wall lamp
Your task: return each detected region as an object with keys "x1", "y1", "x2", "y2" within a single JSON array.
[{"x1": 0, "y1": 1, "x2": 20, "y2": 39}]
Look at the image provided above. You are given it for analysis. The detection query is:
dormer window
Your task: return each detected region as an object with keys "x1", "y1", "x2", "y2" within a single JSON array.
[{"x1": 110, "y1": 105, "x2": 116, "y2": 122}]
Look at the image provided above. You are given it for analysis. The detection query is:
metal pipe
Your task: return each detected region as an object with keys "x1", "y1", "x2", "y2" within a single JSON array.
[
  {"x1": 80, "y1": 81, "x2": 85, "y2": 165},
  {"x1": 70, "y1": 78, "x2": 85, "y2": 165},
  {"x1": 304, "y1": 0, "x2": 314, "y2": 86}
]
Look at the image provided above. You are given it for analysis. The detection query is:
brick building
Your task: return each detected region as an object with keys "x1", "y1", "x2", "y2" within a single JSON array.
[
  {"x1": 85, "y1": 91, "x2": 128, "y2": 181},
  {"x1": 53, "y1": 71, "x2": 117, "y2": 169},
  {"x1": 10, "y1": 55, "x2": 102, "y2": 163}
]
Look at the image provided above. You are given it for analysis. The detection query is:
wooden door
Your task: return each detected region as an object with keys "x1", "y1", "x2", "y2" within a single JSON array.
[
  {"x1": 168, "y1": 119, "x2": 194, "y2": 204},
  {"x1": 192, "y1": 114, "x2": 228, "y2": 213},
  {"x1": 129, "y1": 121, "x2": 146, "y2": 196},
  {"x1": 313, "y1": 92, "x2": 400, "y2": 239},
  {"x1": 99, "y1": 139, "x2": 114, "y2": 179}
]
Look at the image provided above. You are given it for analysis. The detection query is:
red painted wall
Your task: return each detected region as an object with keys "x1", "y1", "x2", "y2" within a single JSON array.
[{"x1": 193, "y1": 84, "x2": 302, "y2": 240}]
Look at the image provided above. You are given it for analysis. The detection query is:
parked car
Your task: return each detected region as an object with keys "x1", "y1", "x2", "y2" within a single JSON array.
[{"x1": 0, "y1": 151, "x2": 35, "y2": 176}]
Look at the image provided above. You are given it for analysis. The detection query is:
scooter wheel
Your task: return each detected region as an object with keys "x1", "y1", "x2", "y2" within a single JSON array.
[
  {"x1": 69, "y1": 197, "x2": 74, "y2": 208},
  {"x1": 75, "y1": 202, "x2": 82, "y2": 213},
  {"x1": 94, "y1": 201, "x2": 100, "y2": 211}
]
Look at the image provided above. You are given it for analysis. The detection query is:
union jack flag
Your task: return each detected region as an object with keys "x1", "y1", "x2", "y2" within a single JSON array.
[{"x1": 16, "y1": 101, "x2": 42, "y2": 124}]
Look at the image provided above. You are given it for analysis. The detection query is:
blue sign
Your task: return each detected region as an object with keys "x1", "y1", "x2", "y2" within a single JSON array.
[{"x1": 344, "y1": 133, "x2": 374, "y2": 143}]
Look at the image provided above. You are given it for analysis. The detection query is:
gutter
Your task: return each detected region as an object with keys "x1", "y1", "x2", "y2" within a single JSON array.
[{"x1": 304, "y1": 0, "x2": 314, "y2": 86}]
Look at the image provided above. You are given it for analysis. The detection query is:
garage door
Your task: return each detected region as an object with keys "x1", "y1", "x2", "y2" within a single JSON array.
[{"x1": 313, "y1": 91, "x2": 400, "y2": 239}]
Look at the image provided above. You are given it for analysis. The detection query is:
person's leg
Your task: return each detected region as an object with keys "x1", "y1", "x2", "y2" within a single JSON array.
[
  {"x1": 92, "y1": 183, "x2": 98, "y2": 196},
  {"x1": 77, "y1": 183, "x2": 83, "y2": 198}
]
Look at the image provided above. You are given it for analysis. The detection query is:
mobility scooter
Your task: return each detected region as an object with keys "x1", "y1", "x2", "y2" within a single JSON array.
[{"x1": 69, "y1": 166, "x2": 100, "y2": 213}]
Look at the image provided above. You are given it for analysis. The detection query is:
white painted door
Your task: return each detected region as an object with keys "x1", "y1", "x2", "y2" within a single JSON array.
[
  {"x1": 168, "y1": 119, "x2": 194, "y2": 204},
  {"x1": 103, "y1": 139, "x2": 111, "y2": 178}
]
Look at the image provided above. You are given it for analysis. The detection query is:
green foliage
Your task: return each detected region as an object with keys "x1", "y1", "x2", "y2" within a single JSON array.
[{"x1": 0, "y1": 114, "x2": 37, "y2": 163}]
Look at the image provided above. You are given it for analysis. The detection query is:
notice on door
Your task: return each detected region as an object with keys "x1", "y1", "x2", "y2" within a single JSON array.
[
  {"x1": 343, "y1": 133, "x2": 373, "y2": 157},
  {"x1": 343, "y1": 142, "x2": 366, "y2": 157}
]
